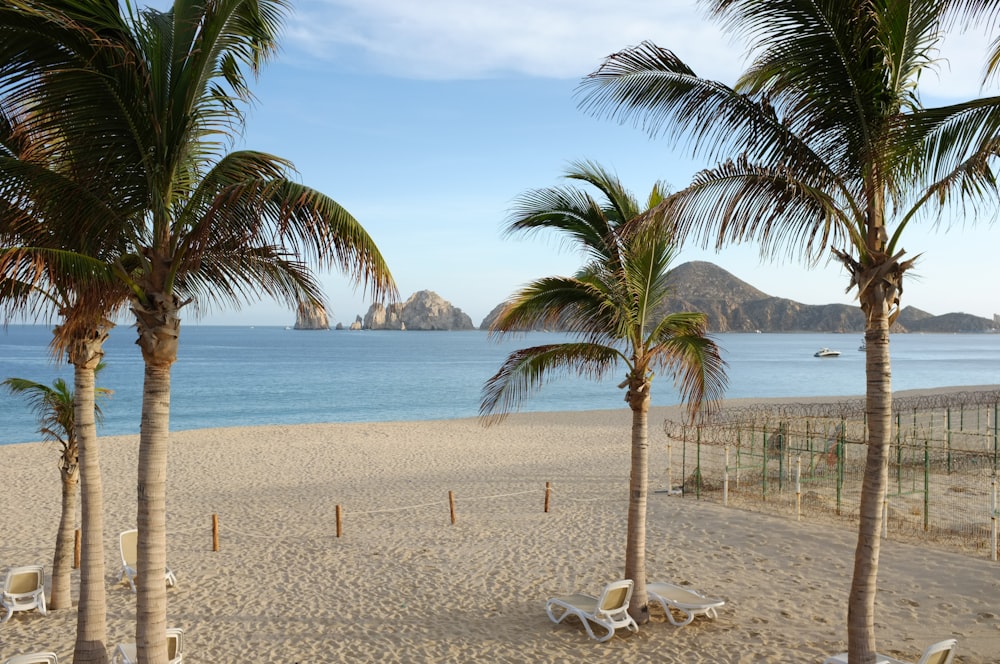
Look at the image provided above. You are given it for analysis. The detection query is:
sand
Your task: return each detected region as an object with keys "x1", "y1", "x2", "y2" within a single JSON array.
[{"x1": 1, "y1": 400, "x2": 999, "y2": 663}]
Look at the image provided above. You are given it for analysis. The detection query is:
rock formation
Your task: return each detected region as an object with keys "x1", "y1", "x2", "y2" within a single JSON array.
[
  {"x1": 364, "y1": 291, "x2": 474, "y2": 330},
  {"x1": 293, "y1": 301, "x2": 329, "y2": 330}
]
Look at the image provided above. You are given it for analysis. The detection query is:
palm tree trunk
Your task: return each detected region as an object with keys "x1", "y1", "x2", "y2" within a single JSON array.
[
  {"x1": 133, "y1": 297, "x2": 180, "y2": 664},
  {"x1": 72, "y1": 337, "x2": 109, "y2": 664},
  {"x1": 624, "y1": 379, "x2": 650, "y2": 624},
  {"x1": 847, "y1": 286, "x2": 893, "y2": 664},
  {"x1": 49, "y1": 461, "x2": 78, "y2": 610}
]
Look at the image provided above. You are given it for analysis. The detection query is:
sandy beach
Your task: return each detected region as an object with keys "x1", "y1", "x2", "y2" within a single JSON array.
[{"x1": 1, "y1": 398, "x2": 999, "y2": 663}]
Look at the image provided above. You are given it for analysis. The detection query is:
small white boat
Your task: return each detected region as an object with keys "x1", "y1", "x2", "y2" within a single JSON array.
[{"x1": 814, "y1": 347, "x2": 841, "y2": 357}]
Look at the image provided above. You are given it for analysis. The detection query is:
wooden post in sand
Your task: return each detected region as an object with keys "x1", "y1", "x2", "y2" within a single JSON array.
[
  {"x1": 544, "y1": 482, "x2": 551, "y2": 513},
  {"x1": 74, "y1": 529, "x2": 81, "y2": 569},
  {"x1": 336, "y1": 505, "x2": 343, "y2": 538},
  {"x1": 212, "y1": 514, "x2": 219, "y2": 552},
  {"x1": 722, "y1": 446, "x2": 729, "y2": 507},
  {"x1": 449, "y1": 491, "x2": 456, "y2": 525},
  {"x1": 992, "y1": 476, "x2": 998, "y2": 562},
  {"x1": 795, "y1": 457, "x2": 801, "y2": 521}
]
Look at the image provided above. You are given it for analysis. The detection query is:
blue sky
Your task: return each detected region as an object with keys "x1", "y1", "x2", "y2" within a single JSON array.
[{"x1": 182, "y1": 0, "x2": 999, "y2": 327}]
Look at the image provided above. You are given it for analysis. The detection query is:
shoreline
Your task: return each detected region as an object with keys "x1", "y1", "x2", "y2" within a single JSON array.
[
  {"x1": 3, "y1": 383, "x2": 997, "y2": 449},
  {"x1": 1, "y1": 387, "x2": 999, "y2": 662}
]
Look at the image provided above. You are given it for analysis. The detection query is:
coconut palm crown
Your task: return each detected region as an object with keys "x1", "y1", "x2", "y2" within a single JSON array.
[
  {"x1": 576, "y1": 0, "x2": 1000, "y2": 659},
  {"x1": 481, "y1": 161, "x2": 727, "y2": 623}
]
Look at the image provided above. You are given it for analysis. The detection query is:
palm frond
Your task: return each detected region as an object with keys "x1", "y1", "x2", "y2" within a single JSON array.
[
  {"x1": 900, "y1": 96, "x2": 1000, "y2": 187},
  {"x1": 489, "y1": 275, "x2": 620, "y2": 339},
  {"x1": 479, "y1": 343, "x2": 622, "y2": 425},
  {"x1": 667, "y1": 157, "x2": 854, "y2": 263},
  {"x1": 505, "y1": 184, "x2": 619, "y2": 263},
  {"x1": 647, "y1": 314, "x2": 728, "y2": 421},
  {"x1": 173, "y1": 152, "x2": 396, "y2": 305}
]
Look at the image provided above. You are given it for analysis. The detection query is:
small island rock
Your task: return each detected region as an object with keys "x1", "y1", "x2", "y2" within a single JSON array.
[
  {"x1": 364, "y1": 291, "x2": 474, "y2": 330},
  {"x1": 293, "y1": 302, "x2": 330, "y2": 330}
]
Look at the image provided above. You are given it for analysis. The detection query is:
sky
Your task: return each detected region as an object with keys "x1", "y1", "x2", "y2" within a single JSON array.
[{"x1": 170, "y1": 0, "x2": 1000, "y2": 327}]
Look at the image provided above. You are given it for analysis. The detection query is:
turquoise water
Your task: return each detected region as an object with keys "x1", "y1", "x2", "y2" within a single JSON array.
[{"x1": 1, "y1": 325, "x2": 998, "y2": 445}]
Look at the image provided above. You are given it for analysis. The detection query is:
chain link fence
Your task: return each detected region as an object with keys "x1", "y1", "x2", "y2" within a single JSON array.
[{"x1": 660, "y1": 390, "x2": 1000, "y2": 560}]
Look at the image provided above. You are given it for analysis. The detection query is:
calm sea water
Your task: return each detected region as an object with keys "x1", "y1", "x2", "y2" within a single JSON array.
[{"x1": 1, "y1": 325, "x2": 999, "y2": 445}]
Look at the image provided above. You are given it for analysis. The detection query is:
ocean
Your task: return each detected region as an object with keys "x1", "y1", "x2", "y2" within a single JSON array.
[{"x1": 1, "y1": 324, "x2": 999, "y2": 445}]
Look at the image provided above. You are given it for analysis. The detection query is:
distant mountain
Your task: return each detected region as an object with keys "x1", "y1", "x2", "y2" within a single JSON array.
[{"x1": 479, "y1": 261, "x2": 997, "y2": 333}]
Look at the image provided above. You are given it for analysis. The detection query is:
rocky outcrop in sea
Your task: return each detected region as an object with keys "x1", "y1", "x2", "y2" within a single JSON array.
[
  {"x1": 293, "y1": 301, "x2": 329, "y2": 330},
  {"x1": 364, "y1": 290, "x2": 474, "y2": 331}
]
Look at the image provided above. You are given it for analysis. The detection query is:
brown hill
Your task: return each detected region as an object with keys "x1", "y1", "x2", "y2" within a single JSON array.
[{"x1": 481, "y1": 261, "x2": 996, "y2": 333}]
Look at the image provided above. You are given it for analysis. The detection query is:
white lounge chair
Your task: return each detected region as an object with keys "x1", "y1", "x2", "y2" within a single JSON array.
[
  {"x1": 545, "y1": 579, "x2": 639, "y2": 642},
  {"x1": 646, "y1": 581, "x2": 725, "y2": 626},
  {"x1": 119, "y1": 529, "x2": 177, "y2": 593},
  {"x1": 1, "y1": 565, "x2": 47, "y2": 623},
  {"x1": 3, "y1": 653, "x2": 59, "y2": 664},
  {"x1": 823, "y1": 638, "x2": 957, "y2": 664},
  {"x1": 112, "y1": 627, "x2": 183, "y2": 664}
]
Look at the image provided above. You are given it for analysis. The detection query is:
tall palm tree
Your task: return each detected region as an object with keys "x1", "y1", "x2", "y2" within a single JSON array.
[
  {"x1": 577, "y1": 1, "x2": 1000, "y2": 659},
  {"x1": 2, "y1": 1, "x2": 396, "y2": 661},
  {"x1": 2, "y1": 368, "x2": 112, "y2": 611},
  {"x1": 1, "y1": 15, "x2": 142, "y2": 658},
  {"x1": 480, "y1": 161, "x2": 727, "y2": 623}
]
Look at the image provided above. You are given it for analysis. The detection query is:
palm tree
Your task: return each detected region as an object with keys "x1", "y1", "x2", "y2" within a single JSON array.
[
  {"x1": 3, "y1": 1, "x2": 396, "y2": 660},
  {"x1": 576, "y1": 1, "x2": 1000, "y2": 659},
  {"x1": 1, "y1": 15, "x2": 142, "y2": 658},
  {"x1": 480, "y1": 161, "x2": 727, "y2": 623},
  {"x1": 2, "y1": 369, "x2": 112, "y2": 611}
]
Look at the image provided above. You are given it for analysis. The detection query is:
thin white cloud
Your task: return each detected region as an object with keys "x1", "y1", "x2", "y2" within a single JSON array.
[
  {"x1": 282, "y1": 0, "x2": 997, "y2": 100},
  {"x1": 283, "y1": 0, "x2": 742, "y2": 81}
]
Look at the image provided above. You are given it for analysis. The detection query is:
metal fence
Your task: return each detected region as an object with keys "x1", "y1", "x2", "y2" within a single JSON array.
[{"x1": 660, "y1": 390, "x2": 1000, "y2": 560}]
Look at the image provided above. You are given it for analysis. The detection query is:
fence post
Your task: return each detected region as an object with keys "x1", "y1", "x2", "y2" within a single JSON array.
[
  {"x1": 896, "y1": 412, "x2": 903, "y2": 495},
  {"x1": 778, "y1": 422, "x2": 785, "y2": 492},
  {"x1": 336, "y1": 504, "x2": 343, "y2": 538},
  {"x1": 991, "y1": 475, "x2": 997, "y2": 563},
  {"x1": 544, "y1": 482, "x2": 551, "y2": 513},
  {"x1": 836, "y1": 419, "x2": 845, "y2": 516},
  {"x1": 681, "y1": 428, "x2": 688, "y2": 496},
  {"x1": 806, "y1": 420, "x2": 814, "y2": 474},
  {"x1": 923, "y1": 437, "x2": 930, "y2": 532},
  {"x1": 795, "y1": 456, "x2": 801, "y2": 521},
  {"x1": 762, "y1": 426, "x2": 769, "y2": 502},
  {"x1": 449, "y1": 490, "x2": 456, "y2": 525},
  {"x1": 946, "y1": 407, "x2": 953, "y2": 475},
  {"x1": 212, "y1": 514, "x2": 219, "y2": 552},
  {"x1": 696, "y1": 426, "x2": 702, "y2": 499},
  {"x1": 723, "y1": 446, "x2": 729, "y2": 507},
  {"x1": 74, "y1": 529, "x2": 81, "y2": 569}
]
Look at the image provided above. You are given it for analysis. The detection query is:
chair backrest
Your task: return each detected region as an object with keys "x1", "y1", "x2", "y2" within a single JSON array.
[
  {"x1": 166, "y1": 627, "x2": 183, "y2": 663},
  {"x1": 917, "y1": 639, "x2": 957, "y2": 664},
  {"x1": 4, "y1": 566, "x2": 43, "y2": 595},
  {"x1": 3, "y1": 652, "x2": 59, "y2": 664},
  {"x1": 120, "y1": 530, "x2": 138, "y2": 567},
  {"x1": 597, "y1": 580, "x2": 634, "y2": 617}
]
